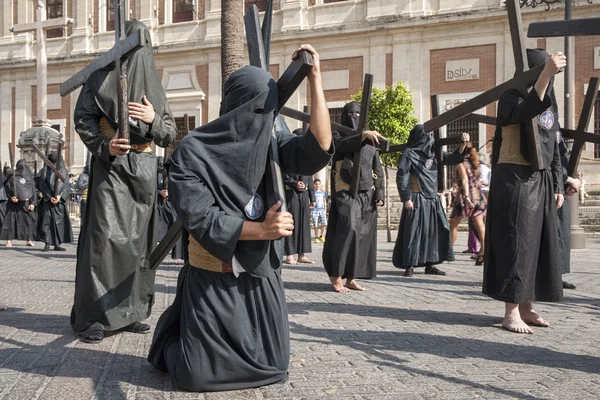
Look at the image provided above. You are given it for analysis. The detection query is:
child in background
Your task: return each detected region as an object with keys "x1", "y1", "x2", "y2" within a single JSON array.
[{"x1": 312, "y1": 179, "x2": 327, "y2": 243}]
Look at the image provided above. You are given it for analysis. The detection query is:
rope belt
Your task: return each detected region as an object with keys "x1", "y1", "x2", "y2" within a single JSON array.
[
  {"x1": 188, "y1": 236, "x2": 233, "y2": 273},
  {"x1": 98, "y1": 117, "x2": 153, "y2": 153}
]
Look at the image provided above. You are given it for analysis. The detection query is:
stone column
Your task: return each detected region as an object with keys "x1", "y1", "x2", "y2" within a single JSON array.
[{"x1": 0, "y1": 80, "x2": 13, "y2": 164}]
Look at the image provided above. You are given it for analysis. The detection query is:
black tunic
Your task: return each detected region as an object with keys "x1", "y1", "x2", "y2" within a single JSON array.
[
  {"x1": 556, "y1": 132, "x2": 571, "y2": 274},
  {"x1": 38, "y1": 152, "x2": 73, "y2": 246},
  {"x1": 392, "y1": 125, "x2": 465, "y2": 268},
  {"x1": 148, "y1": 66, "x2": 333, "y2": 392},
  {"x1": 283, "y1": 173, "x2": 314, "y2": 256},
  {"x1": 0, "y1": 162, "x2": 37, "y2": 241},
  {"x1": 322, "y1": 111, "x2": 385, "y2": 279},
  {"x1": 0, "y1": 185, "x2": 7, "y2": 232},
  {"x1": 70, "y1": 21, "x2": 177, "y2": 334},
  {"x1": 156, "y1": 159, "x2": 182, "y2": 259},
  {"x1": 483, "y1": 87, "x2": 563, "y2": 304}
]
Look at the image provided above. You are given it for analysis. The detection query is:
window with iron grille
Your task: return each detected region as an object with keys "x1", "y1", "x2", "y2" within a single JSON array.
[
  {"x1": 173, "y1": 0, "x2": 194, "y2": 23},
  {"x1": 107, "y1": 5, "x2": 115, "y2": 31},
  {"x1": 444, "y1": 117, "x2": 479, "y2": 190},
  {"x1": 329, "y1": 107, "x2": 343, "y2": 125},
  {"x1": 47, "y1": 0, "x2": 64, "y2": 39},
  {"x1": 595, "y1": 93, "x2": 600, "y2": 159},
  {"x1": 171, "y1": 115, "x2": 196, "y2": 153}
]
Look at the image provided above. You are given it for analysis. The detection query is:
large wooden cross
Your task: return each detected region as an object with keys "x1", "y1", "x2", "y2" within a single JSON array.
[
  {"x1": 528, "y1": 17, "x2": 600, "y2": 37},
  {"x1": 148, "y1": 2, "x2": 315, "y2": 271},
  {"x1": 30, "y1": 142, "x2": 67, "y2": 183},
  {"x1": 11, "y1": 1, "x2": 74, "y2": 124}
]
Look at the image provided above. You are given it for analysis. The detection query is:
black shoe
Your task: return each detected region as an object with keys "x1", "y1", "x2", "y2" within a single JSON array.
[
  {"x1": 475, "y1": 254, "x2": 484, "y2": 266},
  {"x1": 425, "y1": 265, "x2": 446, "y2": 275},
  {"x1": 403, "y1": 267, "x2": 414, "y2": 277},
  {"x1": 42, "y1": 244, "x2": 50, "y2": 252},
  {"x1": 563, "y1": 281, "x2": 576, "y2": 290},
  {"x1": 80, "y1": 322, "x2": 104, "y2": 344},
  {"x1": 54, "y1": 245, "x2": 66, "y2": 251}
]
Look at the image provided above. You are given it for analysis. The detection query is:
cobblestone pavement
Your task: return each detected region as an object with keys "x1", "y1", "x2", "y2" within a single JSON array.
[{"x1": 0, "y1": 232, "x2": 599, "y2": 400}]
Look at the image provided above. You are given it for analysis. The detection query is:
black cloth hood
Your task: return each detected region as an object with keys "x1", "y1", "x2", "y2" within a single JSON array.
[
  {"x1": 397, "y1": 125, "x2": 438, "y2": 199},
  {"x1": 10, "y1": 160, "x2": 35, "y2": 200},
  {"x1": 341, "y1": 101, "x2": 360, "y2": 132},
  {"x1": 85, "y1": 20, "x2": 166, "y2": 144},
  {"x1": 45, "y1": 151, "x2": 68, "y2": 195},
  {"x1": 169, "y1": 65, "x2": 277, "y2": 223}
]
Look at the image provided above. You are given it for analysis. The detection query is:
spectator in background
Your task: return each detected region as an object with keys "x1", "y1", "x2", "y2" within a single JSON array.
[
  {"x1": 312, "y1": 178, "x2": 327, "y2": 243},
  {"x1": 578, "y1": 171, "x2": 588, "y2": 204},
  {"x1": 464, "y1": 153, "x2": 491, "y2": 258}
]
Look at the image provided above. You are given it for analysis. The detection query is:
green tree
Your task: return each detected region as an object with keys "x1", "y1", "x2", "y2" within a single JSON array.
[{"x1": 352, "y1": 82, "x2": 418, "y2": 242}]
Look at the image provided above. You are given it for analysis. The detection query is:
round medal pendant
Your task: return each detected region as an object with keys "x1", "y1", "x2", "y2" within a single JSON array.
[
  {"x1": 425, "y1": 158, "x2": 434, "y2": 169},
  {"x1": 539, "y1": 110, "x2": 555, "y2": 130},
  {"x1": 19, "y1": 178, "x2": 26, "y2": 185},
  {"x1": 244, "y1": 193, "x2": 264, "y2": 220}
]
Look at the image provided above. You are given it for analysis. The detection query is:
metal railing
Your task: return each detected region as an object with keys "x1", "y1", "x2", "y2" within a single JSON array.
[{"x1": 67, "y1": 190, "x2": 81, "y2": 225}]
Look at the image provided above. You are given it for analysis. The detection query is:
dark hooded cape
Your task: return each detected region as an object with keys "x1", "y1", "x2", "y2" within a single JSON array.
[
  {"x1": 0, "y1": 160, "x2": 38, "y2": 241},
  {"x1": 392, "y1": 124, "x2": 464, "y2": 268},
  {"x1": 147, "y1": 66, "x2": 333, "y2": 392},
  {"x1": 70, "y1": 20, "x2": 177, "y2": 334},
  {"x1": 38, "y1": 151, "x2": 73, "y2": 246},
  {"x1": 483, "y1": 49, "x2": 563, "y2": 303},
  {"x1": 322, "y1": 101, "x2": 384, "y2": 279}
]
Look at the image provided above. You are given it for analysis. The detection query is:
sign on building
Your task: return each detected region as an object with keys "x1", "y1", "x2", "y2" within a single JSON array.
[{"x1": 445, "y1": 59, "x2": 480, "y2": 81}]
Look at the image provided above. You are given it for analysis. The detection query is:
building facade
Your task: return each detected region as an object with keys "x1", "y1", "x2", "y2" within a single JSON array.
[{"x1": 0, "y1": 0, "x2": 599, "y2": 182}]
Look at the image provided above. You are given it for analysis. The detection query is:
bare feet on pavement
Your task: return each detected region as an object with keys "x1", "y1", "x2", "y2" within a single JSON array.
[
  {"x1": 345, "y1": 280, "x2": 365, "y2": 291},
  {"x1": 502, "y1": 316, "x2": 534, "y2": 334},
  {"x1": 330, "y1": 276, "x2": 350, "y2": 293},
  {"x1": 0, "y1": 304, "x2": 7, "y2": 311},
  {"x1": 519, "y1": 305, "x2": 550, "y2": 327}
]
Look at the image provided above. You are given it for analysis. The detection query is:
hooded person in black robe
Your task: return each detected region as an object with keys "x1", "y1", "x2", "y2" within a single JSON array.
[
  {"x1": 283, "y1": 128, "x2": 316, "y2": 265},
  {"x1": 393, "y1": 125, "x2": 468, "y2": 277},
  {"x1": 38, "y1": 151, "x2": 73, "y2": 252},
  {"x1": 156, "y1": 156, "x2": 182, "y2": 260},
  {"x1": 147, "y1": 45, "x2": 333, "y2": 393},
  {"x1": 322, "y1": 101, "x2": 385, "y2": 292},
  {"x1": 70, "y1": 20, "x2": 177, "y2": 343},
  {"x1": 483, "y1": 49, "x2": 565, "y2": 334},
  {"x1": 0, "y1": 175, "x2": 7, "y2": 233},
  {"x1": 76, "y1": 163, "x2": 90, "y2": 228},
  {"x1": 1, "y1": 160, "x2": 37, "y2": 246}
]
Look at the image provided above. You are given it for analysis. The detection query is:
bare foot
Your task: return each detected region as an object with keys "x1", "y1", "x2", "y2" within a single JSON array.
[
  {"x1": 6, "y1": 241, "x2": 12, "y2": 248},
  {"x1": 26, "y1": 241, "x2": 34, "y2": 247},
  {"x1": 330, "y1": 277, "x2": 350, "y2": 293},
  {"x1": 284, "y1": 257, "x2": 298, "y2": 265},
  {"x1": 502, "y1": 316, "x2": 534, "y2": 334},
  {"x1": 520, "y1": 309, "x2": 550, "y2": 327},
  {"x1": 297, "y1": 256, "x2": 314, "y2": 264},
  {"x1": 0, "y1": 304, "x2": 7, "y2": 311},
  {"x1": 345, "y1": 280, "x2": 365, "y2": 291}
]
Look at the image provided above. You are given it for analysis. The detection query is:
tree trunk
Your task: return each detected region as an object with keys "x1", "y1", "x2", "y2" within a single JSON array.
[
  {"x1": 385, "y1": 164, "x2": 392, "y2": 242},
  {"x1": 221, "y1": 0, "x2": 245, "y2": 86}
]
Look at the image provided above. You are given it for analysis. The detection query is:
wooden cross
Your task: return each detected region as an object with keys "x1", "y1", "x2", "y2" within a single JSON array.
[
  {"x1": 424, "y1": 0, "x2": 546, "y2": 170},
  {"x1": 10, "y1": 1, "x2": 74, "y2": 124},
  {"x1": 149, "y1": 3, "x2": 315, "y2": 271},
  {"x1": 30, "y1": 142, "x2": 67, "y2": 183},
  {"x1": 562, "y1": 77, "x2": 600, "y2": 177},
  {"x1": 528, "y1": 17, "x2": 600, "y2": 38}
]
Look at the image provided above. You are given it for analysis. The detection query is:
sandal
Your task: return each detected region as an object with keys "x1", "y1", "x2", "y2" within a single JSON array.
[
  {"x1": 425, "y1": 265, "x2": 446, "y2": 276},
  {"x1": 80, "y1": 322, "x2": 104, "y2": 343},
  {"x1": 123, "y1": 322, "x2": 152, "y2": 334},
  {"x1": 475, "y1": 254, "x2": 484, "y2": 266}
]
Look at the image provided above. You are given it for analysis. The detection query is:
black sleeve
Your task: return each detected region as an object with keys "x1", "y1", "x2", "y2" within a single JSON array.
[
  {"x1": 168, "y1": 158, "x2": 245, "y2": 264},
  {"x1": 74, "y1": 86, "x2": 113, "y2": 163},
  {"x1": 442, "y1": 147, "x2": 466, "y2": 166},
  {"x1": 396, "y1": 153, "x2": 412, "y2": 202},
  {"x1": 59, "y1": 181, "x2": 72, "y2": 202},
  {"x1": 278, "y1": 128, "x2": 333, "y2": 177},
  {"x1": 332, "y1": 131, "x2": 364, "y2": 154},
  {"x1": 551, "y1": 139, "x2": 564, "y2": 195},
  {"x1": 284, "y1": 174, "x2": 298, "y2": 188},
  {"x1": 148, "y1": 103, "x2": 177, "y2": 148},
  {"x1": 373, "y1": 152, "x2": 385, "y2": 202},
  {"x1": 497, "y1": 88, "x2": 552, "y2": 126},
  {"x1": 306, "y1": 175, "x2": 315, "y2": 203}
]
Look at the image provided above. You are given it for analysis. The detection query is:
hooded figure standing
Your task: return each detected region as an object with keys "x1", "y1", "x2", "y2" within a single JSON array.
[
  {"x1": 1, "y1": 160, "x2": 37, "y2": 247},
  {"x1": 393, "y1": 125, "x2": 468, "y2": 276},
  {"x1": 76, "y1": 162, "x2": 90, "y2": 228},
  {"x1": 38, "y1": 151, "x2": 73, "y2": 252},
  {"x1": 0, "y1": 174, "x2": 7, "y2": 233},
  {"x1": 71, "y1": 20, "x2": 177, "y2": 343},
  {"x1": 322, "y1": 101, "x2": 385, "y2": 292},
  {"x1": 156, "y1": 155, "x2": 182, "y2": 260},
  {"x1": 147, "y1": 45, "x2": 333, "y2": 392},
  {"x1": 483, "y1": 50, "x2": 566, "y2": 334}
]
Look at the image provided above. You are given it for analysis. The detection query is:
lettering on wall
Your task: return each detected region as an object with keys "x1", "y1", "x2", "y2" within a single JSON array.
[
  {"x1": 594, "y1": 47, "x2": 600, "y2": 70},
  {"x1": 445, "y1": 59, "x2": 480, "y2": 81}
]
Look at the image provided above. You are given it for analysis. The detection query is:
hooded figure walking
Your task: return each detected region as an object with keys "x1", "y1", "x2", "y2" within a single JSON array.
[
  {"x1": 322, "y1": 101, "x2": 385, "y2": 292},
  {"x1": 70, "y1": 20, "x2": 177, "y2": 343},
  {"x1": 1, "y1": 160, "x2": 37, "y2": 247},
  {"x1": 483, "y1": 49, "x2": 566, "y2": 334},
  {"x1": 38, "y1": 151, "x2": 73, "y2": 252},
  {"x1": 393, "y1": 125, "x2": 468, "y2": 276}
]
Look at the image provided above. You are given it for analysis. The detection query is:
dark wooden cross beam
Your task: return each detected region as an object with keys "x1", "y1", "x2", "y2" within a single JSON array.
[
  {"x1": 348, "y1": 74, "x2": 374, "y2": 198},
  {"x1": 528, "y1": 17, "x2": 600, "y2": 38},
  {"x1": 562, "y1": 77, "x2": 600, "y2": 177},
  {"x1": 148, "y1": 3, "x2": 315, "y2": 271},
  {"x1": 30, "y1": 143, "x2": 67, "y2": 183},
  {"x1": 53, "y1": 142, "x2": 63, "y2": 197},
  {"x1": 424, "y1": 0, "x2": 545, "y2": 171}
]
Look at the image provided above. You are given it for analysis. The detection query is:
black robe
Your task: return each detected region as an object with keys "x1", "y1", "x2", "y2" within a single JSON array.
[
  {"x1": 283, "y1": 173, "x2": 314, "y2": 256},
  {"x1": 156, "y1": 159, "x2": 182, "y2": 259},
  {"x1": 322, "y1": 102, "x2": 385, "y2": 279},
  {"x1": 483, "y1": 85, "x2": 563, "y2": 304},
  {"x1": 393, "y1": 124, "x2": 465, "y2": 268},
  {"x1": 148, "y1": 66, "x2": 333, "y2": 392},
  {"x1": 0, "y1": 184, "x2": 7, "y2": 232},
  {"x1": 76, "y1": 167, "x2": 90, "y2": 227},
  {"x1": 556, "y1": 132, "x2": 571, "y2": 274},
  {"x1": 0, "y1": 161, "x2": 38, "y2": 241},
  {"x1": 70, "y1": 21, "x2": 177, "y2": 334},
  {"x1": 38, "y1": 152, "x2": 73, "y2": 246}
]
